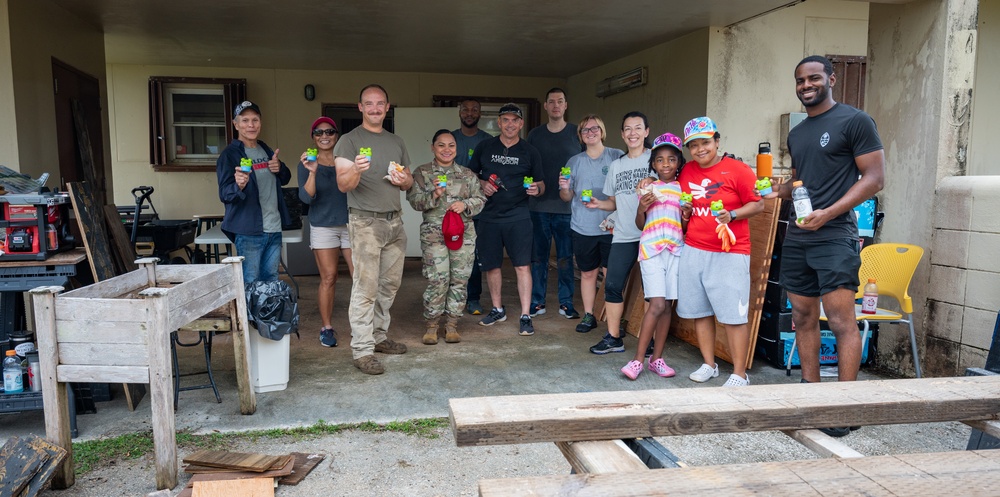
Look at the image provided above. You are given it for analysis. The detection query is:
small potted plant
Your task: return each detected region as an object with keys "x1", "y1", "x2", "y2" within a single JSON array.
[
  {"x1": 710, "y1": 199, "x2": 725, "y2": 216},
  {"x1": 239, "y1": 157, "x2": 253, "y2": 173},
  {"x1": 522, "y1": 176, "x2": 533, "y2": 189},
  {"x1": 581, "y1": 189, "x2": 593, "y2": 202},
  {"x1": 437, "y1": 174, "x2": 448, "y2": 188},
  {"x1": 306, "y1": 148, "x2": 318, "y2": 162}
]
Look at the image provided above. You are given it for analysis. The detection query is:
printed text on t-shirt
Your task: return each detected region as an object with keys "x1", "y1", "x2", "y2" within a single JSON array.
[
  {"x1": 491, "y1": 154, "x2": 520, "y2": 165},
  {"x1": 613, "y1": 168, "x2": 648, "y2": 195}
]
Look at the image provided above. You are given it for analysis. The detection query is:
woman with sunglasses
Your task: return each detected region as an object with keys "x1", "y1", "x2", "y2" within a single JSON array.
[
  {"x1": 299, "y1": 117, "x2": 355, "y2": 348},
  {"x1": 558, "y1": 114, "x2": 624, "y2": 333}
]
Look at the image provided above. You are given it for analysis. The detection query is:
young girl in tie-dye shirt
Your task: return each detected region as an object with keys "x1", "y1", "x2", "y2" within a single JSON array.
[{"x1": 620, "y1": 132, "x2": 688, "y2": 380}]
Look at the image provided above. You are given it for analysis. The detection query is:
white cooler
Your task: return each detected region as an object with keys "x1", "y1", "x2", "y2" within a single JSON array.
[{"x1": 248, "y1": 331, "x2": 290, "y2": 393}]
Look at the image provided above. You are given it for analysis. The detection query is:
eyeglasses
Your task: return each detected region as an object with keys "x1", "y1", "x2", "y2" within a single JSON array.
[
  {"x1": 581, "y1": 126, "x2": 601, "y2": 135},
  {"x1": 312, "y1": 128, "x2": 338, "y2": 136}
]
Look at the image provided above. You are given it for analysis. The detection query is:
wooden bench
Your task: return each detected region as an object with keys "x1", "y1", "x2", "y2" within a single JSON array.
[{"x1": 450, "y1": 376, "x2": 1000, "y2": 496}]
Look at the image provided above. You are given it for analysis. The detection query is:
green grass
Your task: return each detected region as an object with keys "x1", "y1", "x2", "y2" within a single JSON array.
[{"x1": 71, "y1": 417, "x2": 450, "y2": 476}]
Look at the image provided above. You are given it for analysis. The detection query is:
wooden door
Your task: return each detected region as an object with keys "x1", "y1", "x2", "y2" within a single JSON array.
[{"x1": 52, "y1": 59, "x2": 106, "y2": 205}]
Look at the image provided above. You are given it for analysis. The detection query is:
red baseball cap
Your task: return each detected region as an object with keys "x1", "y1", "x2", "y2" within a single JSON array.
[
  {"x1": 311, "y1": 116, "x2": 338, "y2": 134},
  {"x1": 442, "y1": 210, "x2": 465, "y2": 250}
]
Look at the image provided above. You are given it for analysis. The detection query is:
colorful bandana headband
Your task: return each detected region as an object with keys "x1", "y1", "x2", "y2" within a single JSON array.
[{"x1": 683, "y1": 116, "x2": 718, "y2": 145}]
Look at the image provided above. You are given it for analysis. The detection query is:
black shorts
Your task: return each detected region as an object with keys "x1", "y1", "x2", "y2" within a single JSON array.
[
  {"x1": 476, "y1": 219, "x2": 533, "y2": 271},
  {"x1": 572, "y1": 230, "x2": 613, "y2": 272},
  {"x1": 779, "y1": 238, "x2": 861, "y2": 297}
]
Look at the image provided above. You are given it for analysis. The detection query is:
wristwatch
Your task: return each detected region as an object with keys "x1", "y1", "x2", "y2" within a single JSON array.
[{"x1": 729, "y1": 210, "x2": 738, "y2": 221}]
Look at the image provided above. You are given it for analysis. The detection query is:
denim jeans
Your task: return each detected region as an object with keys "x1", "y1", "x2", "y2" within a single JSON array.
[
  {"x1": 235, "y1": 232, "x2": 282, "y2": 284},
  {"x1": 530, "y1": 211, "x2": 574, "y2": 307}
]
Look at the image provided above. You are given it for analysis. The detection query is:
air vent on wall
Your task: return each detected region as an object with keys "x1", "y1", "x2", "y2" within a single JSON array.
[{"x1": 596, "y1": 67, "x2": 647, "y2": 98}]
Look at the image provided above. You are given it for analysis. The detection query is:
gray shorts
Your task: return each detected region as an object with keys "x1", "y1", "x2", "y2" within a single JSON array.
[{"x1": 676, "y1": 245, "x2": 751, "y2": 325}]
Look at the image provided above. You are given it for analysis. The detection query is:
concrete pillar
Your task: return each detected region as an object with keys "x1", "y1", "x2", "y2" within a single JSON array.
[{"x1": 867, "y1": 0, "x2": 979, "y2": 376}]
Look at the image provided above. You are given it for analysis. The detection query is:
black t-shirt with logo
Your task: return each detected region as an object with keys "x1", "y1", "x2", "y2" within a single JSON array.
[
  {"x1": 467, "y1": 136, "x2": 545, "y2": 223},
  {"x1": 787, "y1": 103, "x2": 883, "y2": 241}
]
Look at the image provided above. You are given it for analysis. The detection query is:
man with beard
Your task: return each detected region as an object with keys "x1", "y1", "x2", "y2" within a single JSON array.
[
  {"x1": 467, "y1": 103, "x2": 545, "y2": 336},
  {"x1": 766, "y1": 55, "x2": 884, "y2": 436},
  {"x1": 453, "y1": 98, "x2": 493, "y2": 315},
  {"x1": 334, "y1": 84, "x2": 414, "y2": 375}
]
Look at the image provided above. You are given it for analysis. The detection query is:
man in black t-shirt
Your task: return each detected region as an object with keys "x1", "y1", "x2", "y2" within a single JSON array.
[
  {"x1": 767, "y1": 56, "x2": 884, "y2": 437},
  {"x1": 467, "y1": 103, "x2": 545, "y2": 336}
]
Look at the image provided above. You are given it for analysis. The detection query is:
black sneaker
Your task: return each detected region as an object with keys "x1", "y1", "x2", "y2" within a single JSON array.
[
  {"x1": 480, "y1": 306, "x2": 507, "y2": 326},
  {"x1": 589, "y1": 333, "x2": 625, "y2": 354},
  {"x1": 530, "y1": 303, "x2": 546, "y2": 316},
  {"x1": 519, "y1": 315, "x2": 534, "y2": 336},
  {"x1": 818, "y1": 427, "x2": 851, "y2": 437},
  {"x1": 559, "y1": 304, "x2": 580, "y2": 319},
  {"x1": 575, "y1": 313, "x2": 597, "y2": 333},
  {"x1": 319, "y1": 328, "x2": 337, "y2": 347},
  {"x1": 644, "y1": 341, "x2": 654, "y2": 357}
]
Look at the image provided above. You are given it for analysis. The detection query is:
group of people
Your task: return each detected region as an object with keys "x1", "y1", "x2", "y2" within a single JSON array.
[{"x1": 216, "y1": 55, "x2": 885, "y2": 432}]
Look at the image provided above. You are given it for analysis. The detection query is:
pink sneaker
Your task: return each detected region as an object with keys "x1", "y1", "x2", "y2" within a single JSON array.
[
  {"x1": 647, "y1": 358, "x2": 676, "y2": 378},
  {"x1": 621, "y1": 360, "x2": 643, "y2": 380}
]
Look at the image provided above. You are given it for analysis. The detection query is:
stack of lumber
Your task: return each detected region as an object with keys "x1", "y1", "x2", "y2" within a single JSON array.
[
  {"x1": 0, "y1": 435, "x2": 68, "y2": 497},
  {"x1": 177, "y1": 450, "x2": 325, "y2": 497}
]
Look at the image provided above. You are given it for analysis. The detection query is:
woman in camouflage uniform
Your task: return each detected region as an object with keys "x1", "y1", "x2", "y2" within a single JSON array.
[{"x1": 407, "y1": 129, "x2": 486, "y2": 344}]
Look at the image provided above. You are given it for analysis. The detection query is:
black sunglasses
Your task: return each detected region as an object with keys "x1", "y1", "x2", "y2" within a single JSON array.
[{"x1": 312, "y1": 128, "x2": 338, "y2": 136}]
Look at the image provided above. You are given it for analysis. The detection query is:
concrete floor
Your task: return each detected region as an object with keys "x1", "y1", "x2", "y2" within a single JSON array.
[{"x1": 0, "y1": 259, "x2": 969, "y2": 455}]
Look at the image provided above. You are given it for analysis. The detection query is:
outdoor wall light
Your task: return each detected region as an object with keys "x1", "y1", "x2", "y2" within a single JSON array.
[{"x1": 304, "y1": 84, "x2": 316, "y2": 101}]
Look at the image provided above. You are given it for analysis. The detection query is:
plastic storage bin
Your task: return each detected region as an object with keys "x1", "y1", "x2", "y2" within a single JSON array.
[{"x1": 248, "y1": 331, "x2": 289, "y2": 393}]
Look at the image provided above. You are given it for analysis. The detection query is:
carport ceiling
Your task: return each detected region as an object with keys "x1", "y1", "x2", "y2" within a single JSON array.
[{"x1": 50, "y1": 0, "x2": 808, "y2": 77}]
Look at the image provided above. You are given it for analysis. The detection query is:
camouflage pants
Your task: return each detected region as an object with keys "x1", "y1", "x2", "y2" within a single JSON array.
[
  {"x1": 421, "y1": 224, "x2": 476, "y2": 320},
  {"x1": 347, "y1": 214, "x2": 406, "y2": 359}
]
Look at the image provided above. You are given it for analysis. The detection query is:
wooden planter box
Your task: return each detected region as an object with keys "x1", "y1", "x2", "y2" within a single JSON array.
[{"x1": 31, "y1": 257, "x2": 256, "y2": 490}]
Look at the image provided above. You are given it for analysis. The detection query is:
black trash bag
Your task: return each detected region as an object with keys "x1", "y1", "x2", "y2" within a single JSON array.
[{"x1": 245, "y1": 280, "x2": 299, "y2": 340}]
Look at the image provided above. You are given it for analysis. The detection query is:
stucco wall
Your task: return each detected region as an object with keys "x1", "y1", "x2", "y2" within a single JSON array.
[
  {"x1": 7, "y1": 0, "x2": 109, "y2": 184},
  {"x1": 107, "y1": 65, "x2": 563, "y2": 219},
  {"x1": 868, "y1": 0, "x2": 981, "y2": 376},
  {"x1": 706, "y1": 1, "x2": 869, "y2": 170},
  {"x1": 969, "y1": 0, "x2": 999, "y2": 176},
  {"x1": 565, "y1": 29, "x2": 709, "y2": 152}
]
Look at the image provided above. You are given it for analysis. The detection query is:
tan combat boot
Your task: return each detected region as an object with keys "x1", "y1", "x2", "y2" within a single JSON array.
[
  {"x1": 444, "y1": 315, "x2": 461, "y2": 343},
  {"x1": 423, "y1": 317, "x2": 440, "y2": 345}
]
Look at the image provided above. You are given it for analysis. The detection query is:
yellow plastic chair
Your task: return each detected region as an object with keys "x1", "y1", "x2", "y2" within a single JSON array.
[{"x1": 786, "y1": 243, "x2": 925, "y2": 378}]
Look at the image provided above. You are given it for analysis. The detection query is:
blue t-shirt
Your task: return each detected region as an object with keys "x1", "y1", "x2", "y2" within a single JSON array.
[{"x1": 566, "y1": 147, "x2": 624, "y2": 236}]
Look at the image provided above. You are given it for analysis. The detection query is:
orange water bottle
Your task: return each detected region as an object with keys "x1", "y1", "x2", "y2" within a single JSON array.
[
  {"x1": 861, "y1": 278, "x2": 878, "y2": 314},
  {"x1": 756, "y1": 142, "x2": 773, "y2": 178}
]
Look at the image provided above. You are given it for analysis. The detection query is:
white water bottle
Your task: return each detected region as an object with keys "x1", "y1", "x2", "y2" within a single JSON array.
[
  {"x1": 791, "y1": 181, "x2": 813, "y2": 223},
  {"x1": 3, "y1": 350, "x2": 24, "y2": 394},
  {"x1": 861, "y1": 278, "x2": 878, "y2": 314}
]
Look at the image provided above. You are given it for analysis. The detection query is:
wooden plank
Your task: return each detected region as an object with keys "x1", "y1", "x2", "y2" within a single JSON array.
[
  {"x1": 277, "y1": 452, "x2": 326, "y2": 486},
  {"x1": 964, "y1": 419, "x2": 1000, "y2": 440},
  {"x1": 29, "y1": 286, "x2": 74, "y2": 489},
  {"x1": 671, "y1": 194, "x2": 780, "y2": 367},
  {"x1": 56, "y1": 319, "x2": 147, "y2": 344},
  {"x1": 781, "y1": 429, "x2": 865, "y2": 458},
  {"x1": 160, "y1": 269, "x2": 236, "y2": 330},
  {"x1": 179, "y1": 318, "x2": 232, "y2": 333},
  {"x1": 20, "y1": 435, "x2": 69, "y2": 497},
  {"x1": 478, "y1": 449, "x2": 1000, "y2": 497},
  {"x1": 58, "y1": 342, "x2": 148, "y2": 366},
  {"x1": 154, "y1": 263, "x2": 230, "y2": 282},
  {"x1": 554, "y1": 440, "x2": 647, "y2": 474},
  {"x1": 225, "y1": 258, "x2": 256, "y2": 415},
  {"x1": 103, "y1": 204, "x2": 139, "y2": 275},
  {"x1": 184, "y1": 455, "x2": 293, "y2": 476},
  {"x1": 55, "y1": 298, "x2": 145, "y2": 322},
  {"x1": 182, "y1": 451, "x2": 286, "y2": 473},
  {"x1": 450, "y1": 376, "x2": 1000, "y2": 447},
  {"x1": 57, "y1": 364, "x2": 149, "y2": 384},
  {"x1": 0, "y1": 248, "x2": 85, "y2": 268},
  {"x1": 60, "y1": 267, "x2": 148, "y2": 299},
  {"x1": 67, "y1": 181, "x2": 116, "y2": 282},
  {"x1": 191, "y1": 477, "x2": 274, "y2": 497},
  {"x1": 145, "y1": 292, "x2": 177, "y2": 490},
  {"x1": 71, "y1": 99, "x2": 99, "y2": 188},
  {"x1": 0, "y1": 436, "x2": 47, "y2": 497}
]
